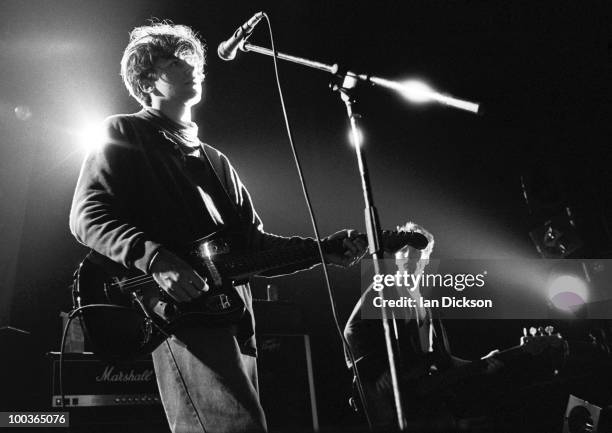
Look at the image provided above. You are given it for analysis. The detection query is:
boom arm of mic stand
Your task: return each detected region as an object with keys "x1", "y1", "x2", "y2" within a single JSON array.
[
  {"x1": 241, "y1": 42, "x2": 339, "y2": 74},
  {"x1": 242, "y1": 42, "x2": 480, "y2": 115},
  {"x1": 241, "y1": 42, "x2": 373, "y2": 85}
]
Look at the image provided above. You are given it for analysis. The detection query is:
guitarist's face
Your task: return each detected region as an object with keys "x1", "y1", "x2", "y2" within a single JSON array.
[
  {"x1": 149, "y1": 54, "x2": 205, "y2": 107},
  {"x1": 395, "y1": 245, "x2": 429, "y2": 276}
]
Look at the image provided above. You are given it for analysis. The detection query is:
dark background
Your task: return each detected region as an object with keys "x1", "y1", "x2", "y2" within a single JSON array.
[{"x1": 0, "y1": 0, "x2": 609, "y2": 428}]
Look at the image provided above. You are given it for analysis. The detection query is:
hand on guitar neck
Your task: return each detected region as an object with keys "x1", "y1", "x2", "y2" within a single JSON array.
[
  {"x1": 480, "y1": 349, "x2": 504, "y2": 375},
  {"x1": 322, "y1": 229, "x2": 369, "y2": 267}
]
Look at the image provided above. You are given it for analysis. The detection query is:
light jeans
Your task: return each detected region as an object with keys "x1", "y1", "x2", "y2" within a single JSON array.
[{"x1": 152, "y1": 326, "x2": 267, "y2": 433}]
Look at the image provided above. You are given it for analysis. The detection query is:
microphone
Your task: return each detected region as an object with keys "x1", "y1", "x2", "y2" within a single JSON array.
[{"x1": 217, "y1": 12, "x2": 264, "y2": 61}]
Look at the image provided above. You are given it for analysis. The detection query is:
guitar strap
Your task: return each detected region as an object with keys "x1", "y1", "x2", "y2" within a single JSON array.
[
  {"x1": 143, "y1": 108, "x2": 243, "y2": 229},
  {"x1": 198, "y1": 143, "x2": 256, "y2": 347},
  {"x1": 198, "y1": 143, "x2": 243, "y2": 229}
]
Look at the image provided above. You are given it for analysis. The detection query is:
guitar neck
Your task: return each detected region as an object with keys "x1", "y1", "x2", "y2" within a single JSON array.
[
  {"x1": 493, "y1": 344, "x2": 528, "y2": 364},
  {"x1": 466, "y1": 341, "x2": 540, "y2": 377},
  {"x1": 212, "y1": 230, "x2": 428, "y2": 281},
  {"x1": 214, "y1": 242, "x2": 324, "y2": 280}
]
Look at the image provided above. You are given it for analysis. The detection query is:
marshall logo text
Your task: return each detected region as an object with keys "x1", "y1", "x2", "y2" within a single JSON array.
[{"x1": 95, "y1": 365, "x2": 154, "y2": 383}]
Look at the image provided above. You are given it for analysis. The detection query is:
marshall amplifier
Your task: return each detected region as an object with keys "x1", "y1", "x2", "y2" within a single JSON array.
[{"x1": 47, "y1": 352, "x2": 161, "y2": 408}]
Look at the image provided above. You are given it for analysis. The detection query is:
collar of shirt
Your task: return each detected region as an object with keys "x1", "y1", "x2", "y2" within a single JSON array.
[{"x1": 143, "y1": 108, "x2": 202, "y2": 152}]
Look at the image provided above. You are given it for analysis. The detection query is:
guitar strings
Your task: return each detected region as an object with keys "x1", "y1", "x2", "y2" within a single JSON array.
[
  {"x1": 108, "y1": 275, "x2": 152, "y2": 286},
  {"x1": 110, "y1": 231, "x2": 411, "y2": 290},
  {"x1": 108, "y1": 242, "x2": 315, "y2": 289},
  {"x1": 109, "y1": 275, "x2": 154, "y2": 288},
  {"x1": 108, "y1": 240, "x2": 320, "y2": 289},
  {"x1": 116, "y1": 279, "x2": 156, "y2": 290}
]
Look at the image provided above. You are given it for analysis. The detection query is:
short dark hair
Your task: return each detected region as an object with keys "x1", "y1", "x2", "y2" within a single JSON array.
[{"x1": 120, "y1": 22, "x2": 206, "y2": 107}]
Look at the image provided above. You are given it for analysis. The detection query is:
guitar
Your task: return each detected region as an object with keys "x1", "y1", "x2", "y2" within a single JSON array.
[
  {"x1": 350, "y1": 326, "x2": 568, "y2": 422},
  {"x1": 410, "y1": 326, "x2": 568, "y2": 397},
  {"x1": 73, "y1": 227, "x2": 428, "y2": 360}
]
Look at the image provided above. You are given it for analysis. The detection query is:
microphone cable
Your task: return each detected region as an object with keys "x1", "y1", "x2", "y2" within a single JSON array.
[
  {"x1": 60, "y1": 289, "x2": 207, "y2": 432},
  {"x1": 58, "y1": 304, "x2": 135, "y2": 410},
  {"x1": 260, "y1": 13, "x2": 373, "y2": 429}
]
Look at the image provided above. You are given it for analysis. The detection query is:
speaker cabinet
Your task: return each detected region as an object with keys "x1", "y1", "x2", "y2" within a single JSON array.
[
  {"x1": 47, "y1": 352, "x2": 167, "y2": 431},
  {"x1": 257, "y1": 334, "x2": 319, "y2": 431},
  {"x1": 563, "y1": 394, "x2": 612, "y2": 433}
]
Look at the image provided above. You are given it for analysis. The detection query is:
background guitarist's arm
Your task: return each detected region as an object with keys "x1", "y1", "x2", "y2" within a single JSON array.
[{"x1": 479, "y1": 349, "x2": 504, "y2": 375}]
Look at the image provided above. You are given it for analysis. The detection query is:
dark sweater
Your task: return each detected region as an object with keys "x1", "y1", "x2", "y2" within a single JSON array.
[{"x1": 70, "y1": 109, "x2": 314, "y2": 355}]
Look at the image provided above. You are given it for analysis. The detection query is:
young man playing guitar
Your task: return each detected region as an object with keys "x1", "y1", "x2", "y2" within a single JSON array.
[
  {"x1": 343, "y1": 224, "x2": 584, "y2": 432},
  {"x1": 69, "y1": 23, "x2": 368, "y2": 433},
  {"x1": 344, "y1": 223, "x2": 507, "y2": 431}
]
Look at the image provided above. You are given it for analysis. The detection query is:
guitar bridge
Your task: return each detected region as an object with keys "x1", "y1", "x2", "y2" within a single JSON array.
[{"x1": 208, "y1": 294, "x2": 232, "y2": 311}]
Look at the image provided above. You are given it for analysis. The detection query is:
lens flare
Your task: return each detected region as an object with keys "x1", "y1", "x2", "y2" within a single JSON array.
[
  {"x1": 348, "y1": 127, "x2": 364, "y2": 148},
  {"x1": 548, "y1": 275, "x2": 588, "y2": 311},
  {"x1": 73, "y1": 122, "x2": 105, "y2": 153}
]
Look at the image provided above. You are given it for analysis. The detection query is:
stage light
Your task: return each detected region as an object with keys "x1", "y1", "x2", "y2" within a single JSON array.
[
  {"x1": 563, "y1": 395, "x2": 610, "y2": 433},
  {"x1": 14, "y1": 105, "x2": 32, "y2": 121},
  {"x1": 528, "y1": 208, "x2": 584, "y2": 258},
  {"x1": 400, "y1": 80, "x2": 435, "y2": 104},
  {"x1": 548, "y1": 274, "x2": 589, "y2": 311}
]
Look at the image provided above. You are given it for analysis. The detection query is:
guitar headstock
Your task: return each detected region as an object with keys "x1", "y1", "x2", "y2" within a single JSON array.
[
  {"x1": 323, "y1": 228, "x2": 429, "y2": 256},
  {"x1": 519, "y1": 325, "x2": 566, "y2": 356}
]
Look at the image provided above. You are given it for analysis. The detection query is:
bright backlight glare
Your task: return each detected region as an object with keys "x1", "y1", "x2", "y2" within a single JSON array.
[
  {"x1": 348, "y1": 126, "x2": 364, "y2": 148},
  {"x1": 401, "y1": 80, "x2": 435, "y2": 103},
  {"x1": 548, "y1": 275, "x2": 588, "y2": 311},
  {"x1": 74, "y1": 122, "x2": 105, "y2": 152}
]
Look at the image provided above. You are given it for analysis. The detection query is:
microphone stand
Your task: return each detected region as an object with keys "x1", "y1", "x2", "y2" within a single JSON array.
[
  {"x1": 243, "y1": 41, "x2": 409, "y2": 429},
  {"x1": 241, "y1": 41, "x2": 479, "y2": 430},
  {"x1": 333, "y1": 72, "x2": 409, "y2": 430}
]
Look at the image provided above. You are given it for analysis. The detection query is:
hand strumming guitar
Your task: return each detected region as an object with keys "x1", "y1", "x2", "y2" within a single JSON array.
[{"x1": 149, "y1": 248, "x2": 209, "y2": 303}]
